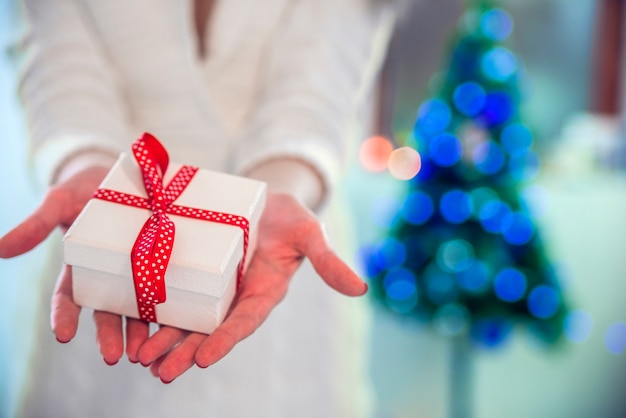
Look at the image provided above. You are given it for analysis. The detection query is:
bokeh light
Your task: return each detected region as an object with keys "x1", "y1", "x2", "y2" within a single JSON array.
[
  {"x1": 481, "y1": 92, "x2": 514, "y2": 126},
  {"x1": 383, "y1": 268, "x2": 419, "y2": 314},
  {"x1": 605, "y1": 322, "x2": 626, "y2": 355},
  {"x1": 470, "y1": 187, "x2": 499, "y2": 218},
  {"x1": 494, "y1": 267, "x2": 527, "y2": 302},
  {"x1": 479, "y1": 199, "x2": 511, "y2": 233},
  {"x1": 388, "y1": 146, "x2": 422, "y2": 180},
  {"x1": 457, "y1": 260, "x2": 491, "y2": 293},
  {"x1": 359, "y1": 136, "x2": 394, "y2": 172},
  {"x1": 434, "y1": 303, "x2": 470, "y2": 336},
  {"x1": 453, "y1": 82, "x2": 486, "y2": 116},
  {"x1": 440, "y1": 189, "x2": 473, "y2": 224},
  {"x1": 429, "y1": 133, "x2": 462, "y2": 167},
  {"x1": 360, "y1": 238, "x2": 406, "y2": 277},
  {"x1": 471, "y1": 317, "x2": 513, "y2": 348},
  {"x1": 480, "y1": 8, "x2": 513, "y2": 41},
  {"x1": 501, "y1": 123, "x2": 533, "y2": 155},
  {"x1": 564, "y1": 310, "x2": 594, "y2": 344},
  {"x1": 436, "y1": 239, "x2": 475, "y2": 273},
  {"x1": 528, "y1": 285, "x2": 560, "y2": 319},
  {"x1": 416, "y1": 99, "x2": 452, "y2": 136},
  {"x1": 401, "y1": 191, "x2": 434, "y2": 225},
  {"x1": 472, "y1": 140, "x2": 505, "y2": 174},
  {"x1": 501, "y1": 212, "x2": 534, "y2": 245},
  {"x1": 509, "y1": 150, "x2": 540, "y2": 181},
  {"x1": 481, "y1": 47, "x2": 517, "y2": 82},
  {"x1": 425, "y1": 264, "x2": 458, "y2": 304}
]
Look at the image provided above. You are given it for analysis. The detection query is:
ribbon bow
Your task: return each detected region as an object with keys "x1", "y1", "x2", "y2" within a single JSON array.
[{"x1": 93, "y1": 133, "x2": 249, "y2": 323}]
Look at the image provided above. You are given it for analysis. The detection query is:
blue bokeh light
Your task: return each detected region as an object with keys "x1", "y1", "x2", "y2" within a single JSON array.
[
  {"x1": 471, "y1": 317, "x2": 513, "y2": 348},
  {"x1": 509, "y1": 151, "x2": 540, "y2": 181},
  {"x1": 564, "y1": 310, "x2": 594, "y2": 344},
  {"x1": 440, "y1": 189, "x2": 473, "y2": 224},
  {"x1": 416, "y1": 99, "x2": 452, "y2": 136},
  {"x1": 429, "y1": 133, "x2": 462, "y2": 167},
  {"x1": 501, "y1": 123, "x2": 533, "y2": 155},
  {"x1": 402, "y1": 191, "x2": 435, "y2": 225},
  {"x1": 528, "y1": 285, "x2": 560, "y2": 319},
  {"x1": 605, "y1": 322, "x2": 626, "y2": 355},
  {"x1": 481, "y1": 47, "x2": 517, "y2": 82},
  {"x1": 453, "y1": 82, "x2": 486, "y2": 116},
  {"x1": 480, "y1": 8, "x2": 514, "y2": 41},
  {"x1": 425, "y1": 264, "x2": 458, "y2": 305},
  {"x1": 502, "y1": 212, "x2": 534, "y2": 245},
  {"x1": 479, "y1": 199, "x2": 511, "y2": 233},
  {"x1": 481, "y1": 92, "x2": 514, "y2": 126},
  {"x1": 472, "y1": 140, "x2": 505, "y2": 174},
  {"x1": 384, "y1": 268, "x2": 417, "y2": 299},
  {"x1": 360, "y1": 238, "x2": 406, "y2": 277},
  {"x1": 436, "y1": 239, "x2": 475, "y2": 273},
  {"x1": 457, "y1": 260, "x2": 490, "y2": 293},
  {"x1": 494, "y1": 267, "x2": 527, "y2": 302}
]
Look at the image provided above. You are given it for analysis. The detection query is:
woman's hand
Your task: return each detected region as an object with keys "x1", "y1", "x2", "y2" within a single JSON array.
[
  {"x1": 125, "y1": 192, "x2": 367, "y2": 383},
  {"x1": 0, "y1": 165, "x2": 138, "y2": 363}
]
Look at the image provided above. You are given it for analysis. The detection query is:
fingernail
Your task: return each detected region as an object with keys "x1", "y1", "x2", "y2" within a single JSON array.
[
  {"x1": 160, "y1": 377, "x2": 174, "y2": 384},
  {"x1": 361, "y1": 282, "x2": 369, "y2": 295},
  {"x1": 56, "y1": 337, "x2": 70, "y2": 344},
  {"x1": 104, "y1": 358, "x2": 119, "y2": 366},
  {"x1": 128, "y1": 357, "x2": 139, "y2": 364}
]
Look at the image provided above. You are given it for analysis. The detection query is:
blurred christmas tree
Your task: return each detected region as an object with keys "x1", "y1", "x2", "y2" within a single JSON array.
[{"x1": 364, "y1": 1, "x2": 569, "y2": 349}]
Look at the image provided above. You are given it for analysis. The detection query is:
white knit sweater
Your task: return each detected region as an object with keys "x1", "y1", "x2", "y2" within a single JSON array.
[{"x1": 13, "y1": 1, "x2": 394, "y2": 417}]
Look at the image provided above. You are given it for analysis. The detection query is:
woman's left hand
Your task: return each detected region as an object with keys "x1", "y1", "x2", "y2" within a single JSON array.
[{"x1": 117, "y1": 191, "x2": 366, "y2": 383}]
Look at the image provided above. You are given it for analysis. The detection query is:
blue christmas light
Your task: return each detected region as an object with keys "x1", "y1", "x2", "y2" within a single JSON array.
[
  {"x1": 564, "y1": 310, "x2": 594, "y2": 344},
  {"x1": 480, "y1": 8, "x2": 513, "y2": 41},
  {"x1": 429, "y1": 133, "x2": 462, "y2": 167},
  {"x1": 471, "y1": 317, "x2": 513, "y2": 348},
  {"x1": 453, "y1": 82, "x2": 486, "y2": 116},
  {"x1": 384, "y1": 268, "x2": 417, "y2": 299},
  {"x1": 509, "y1": 151, "x2": 540, "y2": 181},
  {"x1": 472, "y1": 140, "x2": 505, "y2": 174},
  {"x1": 481, "y1": 92, "x2": 514, "y2": 126},
  {"x1": 361, "y1": 238, "x2": 406, "y2": 277},
  {"x1": 416, "y1": 99, "x2": 452, "y2": 136},
  {"x1": 502, "y1": 212, "x2": 534, "y2": 245},
  {"x1": 425, "y1": 264, "x2": 458, "y2": 305},
  {"x1": 457, "y1": 260, "x2": 490, "y2": 293},
  {"x1": 440, "y1": 189, "x2": 473, "y2": 224},
  {"x1": 402, "y1": 191, "x2": 434, "y2": 225},
  {"x1": 604, "y1": 323, "x2": 626, "y2": 355},
  {"x1": 528, "y1": 285, "x2": 560, "y2": 319},
  {"x1": 494, "y1": 267, "x2": 527, "y2": 302},
  {"x1": 436, "y1": 239, "x2": 475, "y2": 273},
  {"x1": 501, "y1": 123, "x2": 533, "y2": 155},
  {"x1": 481, "y1": 47, "x2": 517, "y2": 83},
  {"x1": 469, "y1": 187, "x2": 499, "y2": 218},
  {"x1": 478, "y1": 199, "x2": 511, "y2": 233}
]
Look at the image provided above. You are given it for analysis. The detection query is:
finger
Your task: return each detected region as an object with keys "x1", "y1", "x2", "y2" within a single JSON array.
[
  {"x1": 195, "y1": 291, "x2": 281, "y2": 368},
  {"x1": 296, "y1": 222, "x2": 367, "y2": 297},
  {"x1": 126, "y1": 318, "x2": 150, "y2": 363},
  {"x1": 137, "y1": 326, "x2": 188, "y2": 366},
  {"x1": 51, "y1": 265, "x2": 82, "y2": 343},
  {"x1": 93, "y1": 311, "x2": 124, "y2": 365},
  {"x1": 0, "y1": 188, "x2": 68, "y2": 258},
  {"x1": 153, "y1": 333, "x2": 206, "y2": 383}
]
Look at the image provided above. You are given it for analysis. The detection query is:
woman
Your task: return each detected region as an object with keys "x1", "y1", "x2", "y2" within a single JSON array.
[{"x1": 0, "y1": 0, "x2": 395, "y2": 416}]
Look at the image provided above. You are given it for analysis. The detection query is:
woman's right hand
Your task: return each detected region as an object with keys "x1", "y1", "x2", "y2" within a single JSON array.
[{"x1": 0, "y1": 165, "x2": 132, "y2": 363}]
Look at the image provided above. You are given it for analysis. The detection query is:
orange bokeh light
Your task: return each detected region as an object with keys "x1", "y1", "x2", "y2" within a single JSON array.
[{"x1": 359, "y1": 136, "x2": 394, "y2": 172}]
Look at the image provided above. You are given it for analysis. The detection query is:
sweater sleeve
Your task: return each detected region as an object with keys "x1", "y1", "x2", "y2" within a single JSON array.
[
  {"x1": 231, "y1": 0, "x2": 395, "y2": 204},
  {"x1": 17, "y1": 0, "x2": 131, "y2": 186}
]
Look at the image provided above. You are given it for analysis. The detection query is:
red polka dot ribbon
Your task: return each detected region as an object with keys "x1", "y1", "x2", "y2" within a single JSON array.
[{"x1": 92, "y1": 133, "x2": 250, "y2": 323}]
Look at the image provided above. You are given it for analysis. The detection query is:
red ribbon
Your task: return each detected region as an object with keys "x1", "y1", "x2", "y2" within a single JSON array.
[{"x1": 92, "y1": 133, "x2": 250, "y2": 323}]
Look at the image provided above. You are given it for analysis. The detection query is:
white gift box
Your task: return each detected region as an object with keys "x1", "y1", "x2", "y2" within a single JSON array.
[{"x1": 63, "y1": 153, "x2": 266, "y2": 334}]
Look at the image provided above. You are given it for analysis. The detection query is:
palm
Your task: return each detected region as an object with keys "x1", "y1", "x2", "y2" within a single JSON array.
[{"x1": 131, "y1": 192, "x2": 366, "y2": 383}]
